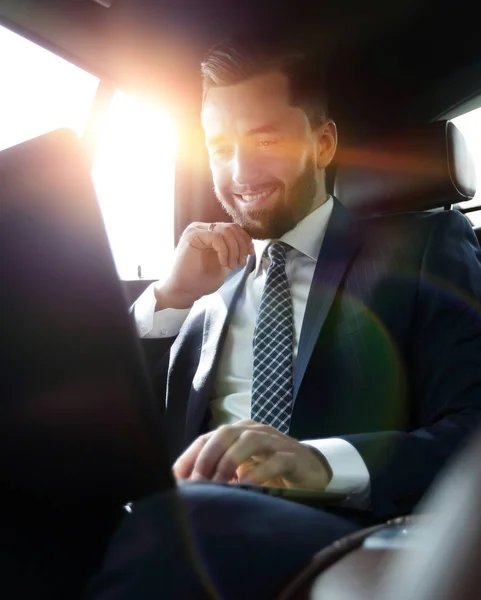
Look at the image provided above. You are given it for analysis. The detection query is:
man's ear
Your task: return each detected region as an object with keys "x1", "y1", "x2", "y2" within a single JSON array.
[{"x1": 316, "y1": 120, "x2": 338, "y2": 169}]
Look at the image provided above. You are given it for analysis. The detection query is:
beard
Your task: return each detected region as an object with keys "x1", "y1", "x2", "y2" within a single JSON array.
[{"x1": 215, "y1": 156, "x2": 318, "y2": 240}]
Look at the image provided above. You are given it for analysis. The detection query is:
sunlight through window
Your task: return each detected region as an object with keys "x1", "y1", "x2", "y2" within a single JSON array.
[
  {"x1": 91, "y1": 91, "x2": 176, "y2": 280},
  {"x1": 1, "y1": 25, "x2": 177, "y2": 281},
  {"x1": 0, "y1": 26, "x2": 99, "y2": 151}
]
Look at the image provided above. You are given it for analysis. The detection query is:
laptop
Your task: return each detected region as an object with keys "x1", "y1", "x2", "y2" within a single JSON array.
[{"x1": 0, "y1": 129, "x2": 345, "y2": 509}]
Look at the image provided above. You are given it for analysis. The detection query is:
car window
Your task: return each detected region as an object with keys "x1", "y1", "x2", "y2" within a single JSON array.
[
  {"x1": 451, "y1": 107, "x2": 481, "y2": 227},
  {"x1": 0, "y1": 26, "x2": 99, "y2": 150},
  {"x1": 0, "y1": 25, "x2": 176, "y2": 281},
  {"x1": 91, "y1": 91, "x2": 176, "y2": 281}
]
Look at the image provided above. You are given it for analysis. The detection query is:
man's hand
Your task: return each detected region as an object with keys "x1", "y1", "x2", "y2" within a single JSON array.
[
  {"x1": 154, "y1": 222, "x2": 254, "y2": 311},
  {"x1": 173, "y1": 420, "x2": 332, "y2": 491}
]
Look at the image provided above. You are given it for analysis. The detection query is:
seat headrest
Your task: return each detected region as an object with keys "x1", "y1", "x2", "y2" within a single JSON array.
[{"x1": 334, "y1": 120, "x2": 476, "y2": 216}]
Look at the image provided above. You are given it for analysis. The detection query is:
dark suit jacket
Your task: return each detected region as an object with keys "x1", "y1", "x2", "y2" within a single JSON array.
[{"x1": 142, "y1": 199, "x2": 481, "y2": 521}]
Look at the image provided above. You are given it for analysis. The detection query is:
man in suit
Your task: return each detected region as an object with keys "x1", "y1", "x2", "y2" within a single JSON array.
[
  {"x1": 134, "y1": 35, "x2": 481, "y2": 517},
  {"x1": 88, "y1": 37, "x2": 481, "y2": 599}
]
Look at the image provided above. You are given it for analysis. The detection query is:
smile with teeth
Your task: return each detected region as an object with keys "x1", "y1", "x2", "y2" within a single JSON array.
[{"x1": 238, "y1": 188, "x2": 276, "y2": 203}]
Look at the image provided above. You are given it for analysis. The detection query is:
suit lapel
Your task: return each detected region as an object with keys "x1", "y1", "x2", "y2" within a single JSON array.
[
  {"x1": 294, "y1": 200, "x2": 363, "y2": 400},
  {"x1": 185, "y1": 256, "x2": 255, "y2": 443}
]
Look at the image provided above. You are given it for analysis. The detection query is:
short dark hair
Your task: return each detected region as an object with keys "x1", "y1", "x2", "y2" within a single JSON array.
[{"x1": 200, "y1": 36, "x2": 328, "y2": 125}]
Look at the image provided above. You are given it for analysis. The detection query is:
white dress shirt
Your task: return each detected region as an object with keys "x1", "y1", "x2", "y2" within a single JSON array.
[{"x1": 134, "y1": 197, "x2": 370, "y2": 507}]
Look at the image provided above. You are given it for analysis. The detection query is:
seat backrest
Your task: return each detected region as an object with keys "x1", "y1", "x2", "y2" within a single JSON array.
[
  {"x1": 475, "y1": 226, "x2": 481, "y2": 244},
  {"x1": 275, "y1": 122, "x2": 481, "y2": 600},
  {"x1": 373, "y1": 422, "x2": 481, "y2": 600},
  {"x1": 334, "y1": 120, "x2": 476, "y2": 216},
  {"x1": 278, "y1": 425, "x2": 481, "y2": 600}
]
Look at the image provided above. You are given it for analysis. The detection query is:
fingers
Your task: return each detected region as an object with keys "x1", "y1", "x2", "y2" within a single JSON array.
[
  {"x1": 210, "y1": 233, "x2": 229, "y2": 268},
  {"x1": 211, "y1": 223, "x2": 254, "y2": 270},
  {"x1": 173, "y1": 421, "x2": 321, "y2": 489},
  {"x1": 172, "y1": 433, "x2": 212, "y2": 480},
  {"x1": 231, "y1": 224, "x2": 255, "y2": 264},
  {"x1": 189, "y1": 424, "x2": 245, "y2": 481},
  {"x1": 190, "y1": 422, "x2": 284, "y2": 482},
  {"x1": 186, "y1": 222, "x2": 254, "y2": 270},
  {"x1": 211, "y1": 429, "x2": 278, "y2": 482},
  {"x1": 238, "y1": 452, "x2": 296, "y2": 485},
  {"x1": 214, "y1": 229, "x2": 239, "y2": 270},
  {"x1": 181, "y1": 421, "x2": 266, "y2": 482}
]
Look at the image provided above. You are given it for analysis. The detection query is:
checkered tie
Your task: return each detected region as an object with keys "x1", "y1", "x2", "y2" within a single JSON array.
[{"x1": 251, "y1": 241, "x2": 293, "y2": 433}]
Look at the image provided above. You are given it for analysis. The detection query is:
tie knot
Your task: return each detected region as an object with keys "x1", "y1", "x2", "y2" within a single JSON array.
[{"x1": 267, "y1": 241, "x2": 290, "y2": 264}]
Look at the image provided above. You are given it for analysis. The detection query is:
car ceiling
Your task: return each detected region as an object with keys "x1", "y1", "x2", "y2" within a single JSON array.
[{"x1": 2, "y1": 0, "x2": 481, "y2": 141}]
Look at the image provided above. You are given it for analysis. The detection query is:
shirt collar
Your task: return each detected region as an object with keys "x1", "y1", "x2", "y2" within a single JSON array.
[{"x1": 252, "y1": 196, "x2": 334, "y2": 275}]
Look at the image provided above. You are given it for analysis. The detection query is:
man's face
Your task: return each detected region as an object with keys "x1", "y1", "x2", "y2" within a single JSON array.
[{"x1": 202, "y1": 71, "x2": 332, "y2": 239}]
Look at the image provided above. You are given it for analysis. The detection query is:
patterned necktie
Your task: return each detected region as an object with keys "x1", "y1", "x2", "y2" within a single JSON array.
[{"x1": 251, "y1": 241, "x2": 293, "y2": 434}]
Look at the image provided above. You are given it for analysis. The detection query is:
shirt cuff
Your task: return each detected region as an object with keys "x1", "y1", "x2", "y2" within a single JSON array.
[
  {"x1": 133, "y1": 283, "x2": 190, "y2": 339},
  {"x1": 301, "y1": 437, "x2": 371, "y2": 510}
]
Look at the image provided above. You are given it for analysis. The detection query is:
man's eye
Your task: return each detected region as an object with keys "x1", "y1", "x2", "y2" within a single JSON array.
[{"x1": 258, "y1": 139, "x2": 279, "y2": 147}]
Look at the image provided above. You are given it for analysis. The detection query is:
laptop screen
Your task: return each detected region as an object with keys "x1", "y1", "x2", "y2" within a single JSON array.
[{"x1": 0, "y1": 129, "x2": 174, "y2": 507}]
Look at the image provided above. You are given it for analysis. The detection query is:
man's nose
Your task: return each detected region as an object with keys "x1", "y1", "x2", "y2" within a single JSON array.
[{"x1": 232, "y1": 145, "x2": 261, "y2": 186}]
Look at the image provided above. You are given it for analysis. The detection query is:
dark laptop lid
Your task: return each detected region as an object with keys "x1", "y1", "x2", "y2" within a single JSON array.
[{"x1": 0, "y1": 129, "x2": 174, "y2": 507}]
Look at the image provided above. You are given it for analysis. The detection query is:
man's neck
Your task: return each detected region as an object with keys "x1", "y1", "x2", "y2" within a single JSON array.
[{"x1": 307, "y1": 187, "x2": 328, "y2": 216}]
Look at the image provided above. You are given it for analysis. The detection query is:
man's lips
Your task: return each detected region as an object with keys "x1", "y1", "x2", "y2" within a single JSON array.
[{"x1": 233, "y1": 187, "x2": 278, "y2": 206}]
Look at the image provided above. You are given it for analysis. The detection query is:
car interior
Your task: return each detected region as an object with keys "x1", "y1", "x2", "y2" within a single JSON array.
[{"x1": 1, "y1": 0, "x2": 481, "y2": 599}]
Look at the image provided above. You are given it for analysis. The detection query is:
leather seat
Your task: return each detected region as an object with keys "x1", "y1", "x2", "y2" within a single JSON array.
[
  {"x1": 278, "y1": 423, "x2": 481, "y2": 600},
  {"x1": 475, "y1": 226, "x2": 481, "y2": 243},
  {"x1": 276, "y1": 122, "x2": 479, "y2": 599},
  {"x1": 334, "y1": 120, "x2": 476, "y2": 216}
]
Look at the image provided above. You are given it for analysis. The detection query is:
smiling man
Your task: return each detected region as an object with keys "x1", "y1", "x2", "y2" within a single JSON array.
[
  {"x1": 133, "y1": 35, "x2": 481, "y2": 505},
  {"x1": 203, "y1": 68, "x2": 330, "y2": 241},
  {"x1": 89, "y1": 37, "x2": 481, "y2": 599},
  {"x1": 142, "y1": 43, "x2": 365, "y2": 499},
  {"x1": 161, "y1": 53, "x2": 345, "y2": 493}
]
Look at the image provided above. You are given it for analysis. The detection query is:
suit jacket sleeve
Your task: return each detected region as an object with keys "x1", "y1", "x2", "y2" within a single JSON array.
[
  {"x1": 129, "y1": 286, "x2": 182, "y2": 398},
  {"x1": 341, "y1": 211, "x2": 481, "y2": 520}
]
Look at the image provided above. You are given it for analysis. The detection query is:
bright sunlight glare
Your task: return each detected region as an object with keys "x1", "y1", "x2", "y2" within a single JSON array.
[
  {"x1": 1, "y1": 25, "x2": 177, "y2": 280},
  {"x1": 0, "y1": 26, "x2": 99, "y2": 150},
  {"x1": 91, "y1": 91, "x2": 176, "y2": 280},
  {"x1": 0, "y1": 24, "x2": 477, "y2": 268}
]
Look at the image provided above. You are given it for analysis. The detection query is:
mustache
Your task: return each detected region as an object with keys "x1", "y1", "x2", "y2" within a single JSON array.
[{"x1": 230, "y1": 182, "x2": 281, "y2": 195}]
